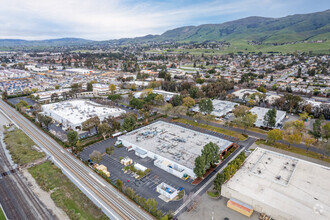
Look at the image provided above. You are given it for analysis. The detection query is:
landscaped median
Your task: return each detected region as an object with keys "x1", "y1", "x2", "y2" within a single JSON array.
[
  {"x1": 255, "y1": 139, "x2": 330, "y2": 163},
  {"x1": 29, "y1": 161, "x2": 108, "y2": 220},
  {"x1": 173, "y1": 118, "x2": 247, "y2": 141}
]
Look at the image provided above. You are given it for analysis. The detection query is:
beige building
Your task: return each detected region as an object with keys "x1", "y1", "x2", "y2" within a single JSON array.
[{"x1": 221, "y1": 148, "x2": 330, "y2": 220}]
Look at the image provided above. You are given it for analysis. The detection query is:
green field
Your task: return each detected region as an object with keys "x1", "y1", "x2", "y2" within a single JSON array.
[
  {"x1": 4, "y1": 129, "x2": 45, "y2": 165},
  {"x1": 0, "y1": 205, "x2": 6, "y2": 220},
  {"x1": 147, "y1": 41, "x2": 330, "y2": 55},
  {"x1": 28, "y1": 161, "x2": 108, "y2": 220},
  {"x1": 173, "y1": 118, "x2": 247, "y2": 141}
]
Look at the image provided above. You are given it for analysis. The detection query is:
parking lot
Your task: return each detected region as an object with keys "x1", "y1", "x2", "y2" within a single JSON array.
[
  {"x1": 79, "y1": 119, "x2": 239, "y2": 213},
  {"x1": 80, "y1": 137, "x2": 196, "y2": 213}
]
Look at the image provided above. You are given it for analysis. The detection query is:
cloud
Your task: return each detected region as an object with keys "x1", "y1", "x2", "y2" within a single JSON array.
[{"x1": 0, "y1": 0, "x2": 328, "y2": 40}]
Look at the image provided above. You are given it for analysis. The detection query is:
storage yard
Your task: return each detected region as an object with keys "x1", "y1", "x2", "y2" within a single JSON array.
[
  {"x1": 118, "y1": 121, "x2": 233, "y2": 179},
  {"x1": 42, "y1": 100, "x2": 126, "y2": 130},
  {"x1": 221, "y1": 147, "x2": 330, "y2": 220}
]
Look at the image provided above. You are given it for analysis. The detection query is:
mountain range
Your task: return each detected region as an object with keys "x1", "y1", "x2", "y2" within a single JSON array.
[{"x1": 0, "y1": 9, "x2": 329, "y2": 48}]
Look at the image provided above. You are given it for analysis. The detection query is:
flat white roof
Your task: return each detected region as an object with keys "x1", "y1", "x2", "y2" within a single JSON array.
[
  {"x1": 119, "y1": 121, "x2": 232, "y2": 170},
  {"x1": 42, "y1": 99, "x2": 125, "y2": 126},
  {"x1": 222, "y1": 148, "x2": 330, "y2": 220},
  {"x1": 191, "y1": 100, "x2": 238, "y2": 117},
  {"x1": 250, "y1": 107, "x2": 286, "y2": 127}
]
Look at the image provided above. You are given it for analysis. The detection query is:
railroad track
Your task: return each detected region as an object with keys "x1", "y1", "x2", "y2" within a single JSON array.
[
  {"x1": 0, "y1": 100, "x2": 153, "y2": 220},
  {"x1": 0, "y1": 145, "x2": 51, "y2": 219}
]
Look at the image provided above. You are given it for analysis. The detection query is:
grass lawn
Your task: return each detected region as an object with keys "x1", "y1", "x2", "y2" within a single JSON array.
[
  {"x1": 255, "y1": 140, "x2": 330, "y2": 163},
  {"x1": 231, "y1": 124, "x2": 268, "y2": 135},
  {"x1": 4, "y1": 129, "x2": 45, "y2": 165},
  {"x1": 0, "y1": 205, "x2": 6, "y2": 220},
  {"x1": 207, "y1": 191, "x2": 220, "y2": 198},
  {"x1": 29, "y1": 161, "x2": 108, "y2": 220},
  {"x1": 174, "y1": 118, "x2": 247, "y2": 141}
]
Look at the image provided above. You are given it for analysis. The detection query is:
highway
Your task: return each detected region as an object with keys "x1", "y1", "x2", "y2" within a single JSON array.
[{"x1": 0, "y1": 99, "x2": 153, "y2": 220}]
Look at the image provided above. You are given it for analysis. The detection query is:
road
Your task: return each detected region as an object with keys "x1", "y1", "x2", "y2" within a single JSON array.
[
  {"x1": 0, "y1": 99, "x2": 153, "y2": 220},
  {"x1": 178, "y1": 115, "x2": 328, "y2": 156}
]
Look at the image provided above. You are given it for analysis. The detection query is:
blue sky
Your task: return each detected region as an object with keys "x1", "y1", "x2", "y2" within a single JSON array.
[{"x1": 0, "y1": 0, "x2": 329, "y2": 40}]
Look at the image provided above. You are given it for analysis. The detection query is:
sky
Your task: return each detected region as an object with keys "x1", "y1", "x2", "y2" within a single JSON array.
[{"x1": 0, "y1": 0, "x2": 329, "y2": 41}]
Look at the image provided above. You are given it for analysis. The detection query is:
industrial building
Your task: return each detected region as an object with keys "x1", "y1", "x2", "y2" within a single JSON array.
[
  {"x1": 93, "y1": 83, "x2": 110, "y2": 95},
  {"x1": 32, "y1": 88, "x2": 71, "y2": 103},
  {"x1": 249, "y1": 107, "x2": 286, "y2": 128},
  {"x1": 118, "y1": 121, "x2": 234, "y2": 179},
  {"x1": 152, "y1": 90, "x2": 179, "y2": 102},
  {"x1": 42, "y1": 99, "x2": 126, "y2": 131},
  {"x1": 232, "y1": 89, "x2": 281, "y2": 104},
  {"x1": 156, "y1": 182, "x2": 179, "y2": 200},
  {"x1": 221, "y1": 148, "x2": 330, "y2": 220},
  {"x1": 191, "y1": 100, "x2": 238, "y2": 117}
]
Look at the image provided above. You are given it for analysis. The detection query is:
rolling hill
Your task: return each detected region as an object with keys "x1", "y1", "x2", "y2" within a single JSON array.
[{"x1": 0, "y1": 9, "x2": 329, "y2": 50}]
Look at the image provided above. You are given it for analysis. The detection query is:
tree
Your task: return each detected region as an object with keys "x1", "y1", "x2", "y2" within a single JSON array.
[
  {"x1": 170, "y1": 95, "x2": 182, "y2": 107},
  {"x1": 303, "y1": 134, "x2": 316, "y2": 151},
  {"x1": 89, "y1": 150, "x2": 102, "y2": 164},
  {"x1": 154, "y1": 94, "x2": 164, "y2": 105},
  {"x1": 109, "y1": 84, "x2": 116, "y2": 94},
  {"x1": 82, "y1": 116, "x2": 100, "y2": 134},
  {"x1": 256, "y1": 86, "x2": 267, "y2": 93},
  {"x1": 50, "y1": 93, "x2": 59, "y2": 102},
  {"x1": 299, "y1": 112, "x2": 309, "y2": 121},
  {"x1": 170, "y1": 105, "x2": 188, "y2": 116},
  {"x1": 146, "y1": 198, "x2": 158, "y2": 213},
  {"x1": 108, "y1": 94, "x2": 121, "y2": 102},
  {"x1": 116, "y1": 179, "x2": 124, "y2": 191},
  {"x1": 106, "y1": 146, "x2": 115, "y2": 155},
  {"x1": 16, "y1": 100, "x2": 29, "y2": 112},
  {"x1": 310, "y1": 119, "x2": 322, "y2": 140},
  {"x1": 87, "y1": 82, "x2": 93, "y2": 91},
  {"x1": 234, "y1": 113, "x2": 257, "y2": 132},
  {"x1": 202, "y1": 142, "x2": 220, "y2": 168},
  {"x1": 193, "y1": 155, "x2": 206, "y2": 178},
  {"x1": 283, "y1": 128, "x2": 302, "y2": 148},
  {"x1": 284, "y1": 120, "x2": 305, "y2": 133},
  {"x1": 129, "y1": 98, "x2": 144, "y2": 109},
  {"x1": 214, "y1": 173, "x2": 225, "y2": 193},
  {"x1": 41, "y1": 115, "x2": 52, "y2": 129},
  {"x1": 161, "y1": 103, "x2": 173, "y2": 116},
  {"x1": 267, "y1": 129, "x2": 283, "y2": 144},
  {"x1": 67, "y1": 130, "x2": 78, "y2": 147},
  {"x1": 322, "y1": 122, "x2": 330, "y2": 140},
  {"x1": 98, "y1": 123, "x2": 111, "y2": 140},
  {"x1": 1, "y1": 90, "x2": 8, "y2": 100},
  {"x1": 264, "y1": 108, "x2": 277, "y2": 127},
  {"x1": 182, "y1": 97, "x2": 195, "y2": 108},
  {"x1": 121, "y1": 114, "x2": 137, "y2": 131},
  {"x1": 199, "y1": 99, "x2": 213, "y2": 115},
  {"x1": 233, "y1": 105, "x2": 250, "y2": 118}
]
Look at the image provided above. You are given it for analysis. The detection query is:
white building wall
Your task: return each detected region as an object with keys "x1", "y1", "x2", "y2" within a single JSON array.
[{"x1": 119, "y1": 137, "x2": 196, "y2": 179}]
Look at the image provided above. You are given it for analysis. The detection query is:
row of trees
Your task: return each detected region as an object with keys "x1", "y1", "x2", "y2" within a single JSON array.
[
  {"x1": 194, "y1": 142, "x2": 220, "y2": 178},
  {"x1": 115, "y1": 179, "x2": 170, "y2": 220},
  {"x1": 213, "y1": 152, "x2": 246, "y2": 193}
]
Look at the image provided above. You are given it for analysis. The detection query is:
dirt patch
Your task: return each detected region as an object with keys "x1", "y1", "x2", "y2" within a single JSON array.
[{"x1": 21, "y1": 168, "x2": 70, "y2": 220}]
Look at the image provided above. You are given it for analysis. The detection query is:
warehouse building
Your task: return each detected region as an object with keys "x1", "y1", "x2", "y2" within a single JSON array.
[
  {"x1": 118, "y1": 121, "x2": 234, "y2": 179},
  {"x1": 42, "y1": 99, "x2": 126, "y2": 131},
  {"x1": 221, "y1": 148, "x2": 330, "y2": 220},
  {"x1": 191, "y1": 100, "x2": 238, "y2": 118},
  {"x1": 249, "y1": 106, "x2": 286, "y2": 128}
]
